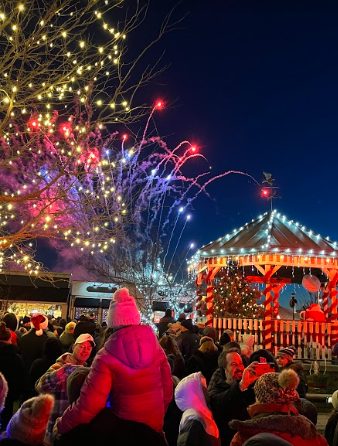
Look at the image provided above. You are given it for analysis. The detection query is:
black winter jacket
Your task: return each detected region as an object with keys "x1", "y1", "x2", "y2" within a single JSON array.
[
  {"x1": 178, "y1": 419, "x2": 220, "y2": 446},
  {"x1": 176, "y1": 331, "x2": 200, "y2": 362},
  {"x1": 208, "y1": 368, "x2": 254, "y2": 446},
  {"x1": 186, "y1": 350, "x2": 219, "y2": 384},
  {"x1": 0, "y1": 342, "x2": 25, "y2": 401}
]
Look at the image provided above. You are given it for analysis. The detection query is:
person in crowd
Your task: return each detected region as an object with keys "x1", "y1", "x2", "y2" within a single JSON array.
[
  {"x1": 54, "y1": 367, "x2": 168, "y2": 446},
  {"x1": 18, "y1": 314, "x2": 51, "y2": 373},
  {"x1": 29, "y1": 338, "x2": 63, "y2": 397},
  {"x1": 225, "y1": 329, "x2": 235, "y2": 341},
  {"x1": 175, "y1": 372, "x2": 220, "y2": 446},
  {"x1": 73, "y1": 315, "x2": 95, "y2": 340},
  {"x1": 36, "y1": 333, "x2": 95, "y2": 441},
  {"x1": 0, "y1": 394, "x2": 54, "y2": 446},
  {"x1": 229, "y1": 369, "x2": 327, "y2": 446},
  {"x1": 293, "y1": 398, "x2": 318, "y2": 426},
  {"x1": 54, "y1": 287, "x2": 173, "y2": 438},
  {"x1": 276, "y1": 346, "x2": 308, "y2": 397},
  {"x1": 0, "y1": 372, "x2": 8, "y2": 417},
  {"x1": 0, "y1": 323, "x2": 25, "y2": 429},
  {"x1": 59, "y1": 322, "x2": 76, "y2": 352},
  {"x1": 203, "y1": 327, "x2": 217, "y2": 342},
  {"x1": 159, "y1": 334, "x2": 185, "y2": 379},
  {"x1": 2, "y1": 313, "x2": 19, "y2": 345},
  {"x1": 176, "y1": 319, "x2": 200, "y2": 363},
  {"x1": 242, "y1": 433, "x2": 293, "y2": 445},
  {"x1": 158, "y1": 309, "x2": 176, "y2": 338},
  {"x1": 325, "y1": 390, "x2": 338, "y2": 446},
  {"x1": 219, "y1": 332, "x2": 231, "y2": 349},
  {"x1": 164, "y1": 375, "x2": 182, "y2": 446},
  {"x1": 18, "y1": 327, "x2": 27, "y2": 336},
  {"x1": 186, "y1": 336, "x2": 220, "y2": 385},
  {"x1": 240, "y1": 335, "x2": 254, "y2": 366},
  {"x1": 208, "y1": 349, "x2": 259, "y2": 446},
  {"x1": 178, "y1": 313, "x2": 187, "y2": 322}
]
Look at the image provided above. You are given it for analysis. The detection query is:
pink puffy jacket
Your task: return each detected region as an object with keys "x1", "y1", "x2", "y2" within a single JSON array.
[{"x1": 57, "y1": 325, "x2": 173, "y2": 434}]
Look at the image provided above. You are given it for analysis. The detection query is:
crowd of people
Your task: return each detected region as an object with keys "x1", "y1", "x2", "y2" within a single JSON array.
[{"x1": 0, "y1": 291, "x2": 336, "y2": 446}]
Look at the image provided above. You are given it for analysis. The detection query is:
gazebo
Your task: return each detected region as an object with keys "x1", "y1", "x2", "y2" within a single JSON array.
[{"x1": 188, "y1": 210, "x2": 338, "y2": 358}]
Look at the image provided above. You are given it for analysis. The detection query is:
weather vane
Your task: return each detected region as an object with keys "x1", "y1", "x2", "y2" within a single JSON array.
[{"x1": 260, "y1": 172, "x2": 280, "y2": 211}]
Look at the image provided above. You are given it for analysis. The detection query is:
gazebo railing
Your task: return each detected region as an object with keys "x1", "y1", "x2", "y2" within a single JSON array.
[{"x1": 213, "y1": 317, "x2": 333, "y2": 360}]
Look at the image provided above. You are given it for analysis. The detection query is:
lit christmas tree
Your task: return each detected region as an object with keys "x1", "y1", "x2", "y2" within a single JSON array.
[{"x1": 212, "y1": 264, "x2": 264, "y2": 318}]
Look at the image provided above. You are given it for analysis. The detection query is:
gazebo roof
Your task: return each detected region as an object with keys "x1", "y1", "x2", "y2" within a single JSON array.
[{"x1": 190, "y1": 210, "x2": 338, "y2": 264}]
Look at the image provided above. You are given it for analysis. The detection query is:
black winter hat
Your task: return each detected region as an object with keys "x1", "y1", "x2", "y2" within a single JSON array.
[{"x1": 180, "y1": 319, "x2": 193, "y2": 332}]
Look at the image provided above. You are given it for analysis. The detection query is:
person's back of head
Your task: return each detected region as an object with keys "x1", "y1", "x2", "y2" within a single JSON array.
[
  {"x1": 67, "y1": 366, "x2": 91, "y2": 404},
  {"x1": 65, "y1": 321, "x2": 76, "y2": 334},
  {"x1": 202, "y1": 326, "x2": 216, "y2": 342},
  {"x1": 199, "y1": 337, "x2": 218, "y2": 353},
  {"x1": 164, "y1": 309, "x2": 172, "y2": 318},
  {"x1": 178, "y1": 313, "x2": 186, "y2": 322},
  {"x1": 42, "y1": 337, "x2": 63, "y2": 360},
  {"x1": 219, "y1": 332, "x2": 231, "y2": 347},
  {"x1": 2, "y1": 313, "x2": 18, "y2": 332}
]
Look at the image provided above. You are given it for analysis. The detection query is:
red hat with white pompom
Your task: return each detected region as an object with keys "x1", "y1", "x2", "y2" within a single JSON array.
[
  {"x1": 30, "y1": 314, "x2": 48, "y2": 336},
  {"x1": 107, "y1": 288, "x2": 141, "y2": 328}
]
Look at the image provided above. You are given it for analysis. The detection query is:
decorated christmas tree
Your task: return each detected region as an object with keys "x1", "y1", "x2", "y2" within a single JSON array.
[{"x1": 212, "y1": 264, "x2": 264, "y2": 318}]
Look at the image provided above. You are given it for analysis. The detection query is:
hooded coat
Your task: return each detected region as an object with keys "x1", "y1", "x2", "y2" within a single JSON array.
[
  {"x1": 175, "y1": 372, "x2": 220, "y2": 446},
  {"x1": 57, "y1": 325, "x2": 173, "y2": 434},
  {"x1": 229, "y1": 403, "x2": 328, "y2": 446}
]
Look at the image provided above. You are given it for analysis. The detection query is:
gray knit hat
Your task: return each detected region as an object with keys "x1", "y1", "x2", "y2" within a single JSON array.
[{"x1": 6, "y1": 394, "x2": 54, "y2": 445}]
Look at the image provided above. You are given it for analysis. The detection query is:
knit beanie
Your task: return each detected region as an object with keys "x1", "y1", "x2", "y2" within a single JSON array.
[
  {"x1": 332, "y1": 390, "x2": 338, "y2": 410},
  {"x1": 277, "y1": 346, "x2": 296, "y2": 360},
  {"x1": 203, "y1": 326, "x2": 216, "y2": 341},
  {"x1": 180, "y1": 319, "x2": 193, "y2": 332},
  {"x1": 30, "y1": 314, "x2": 48, "y2": 336},
  {"x1": 0, "y1": 321, "x2": 11, "y2": 342},
  {"x1": 6, "y1": 394, "x2": 54, "y2": 445},
  {"x1": 254, "y1": 369, "x2": 299, "y2": 404},
  {"x1": 0, "y1": 372, "x2": 8, "y2": 413},
  {"x1": 107, "y1": 288, "x2": 141, "y2": 328},
  {"x1": 3, "y1": 313, "x2": 18, "y2": 332}
]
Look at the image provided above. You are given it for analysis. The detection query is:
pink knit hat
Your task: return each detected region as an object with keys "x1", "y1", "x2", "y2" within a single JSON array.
[{"x1": 107, "y1": 288, "x2": 141, "y2": 328}]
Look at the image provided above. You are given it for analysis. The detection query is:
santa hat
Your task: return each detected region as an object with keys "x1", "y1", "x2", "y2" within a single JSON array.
[
  {"x1": 0, "y1": 372, "x2": 8, "y2": 413},
  {"x1": 107, "y1": 288, "x2": 141, "y2": 328},
  {"x1": 277, "y1": 346, "x2": 296, "y2": 360},
  {"x1": 254, "y1": 369, "x2": 299, "y2": 404},
  {"x1": 6, "y1": 394, "x2": 54, "y2": 445},
  {"x1": 30, "y1": 314, "x2": 48, "y2": 336}
]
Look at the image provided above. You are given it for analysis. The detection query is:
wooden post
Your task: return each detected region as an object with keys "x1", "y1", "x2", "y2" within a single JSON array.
[{"x1": 205, "y1": 267, "x2": 221, "y2": 326}]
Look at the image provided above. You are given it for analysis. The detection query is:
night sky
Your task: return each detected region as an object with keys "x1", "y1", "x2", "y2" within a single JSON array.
[
  {"x1": 148, "y1": 1, "x2": 338, "y2": 252},
  {"x1": 44, "y1": 1, "x2": 338, "y2": 306}
]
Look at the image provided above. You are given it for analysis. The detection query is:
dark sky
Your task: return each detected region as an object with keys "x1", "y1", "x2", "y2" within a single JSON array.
[
  {"x1": 42, "y1": 1, "x2": 338, "y2": 306},
  {"x1": 147, "y1": 0, "x2": 338, "y2": 254}
]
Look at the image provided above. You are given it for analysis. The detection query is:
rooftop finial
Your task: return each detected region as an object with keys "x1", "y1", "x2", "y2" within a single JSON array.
[{"x1": 260, "y1": 172, "x2": 280, "y2": 211}]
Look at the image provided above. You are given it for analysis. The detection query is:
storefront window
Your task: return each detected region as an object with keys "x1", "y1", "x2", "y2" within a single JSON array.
[
  {"x1": 74, "y1": 307, "x2": 98, "y2": 321},
  {"x1": 6, "y1": 302, "x2": 63, "y2": 318}
]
